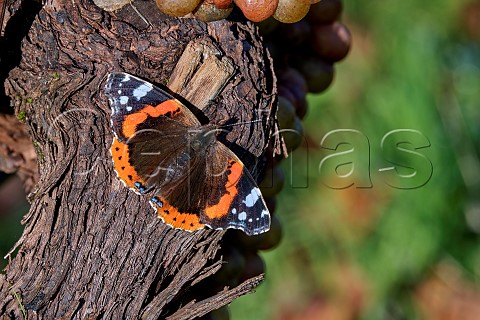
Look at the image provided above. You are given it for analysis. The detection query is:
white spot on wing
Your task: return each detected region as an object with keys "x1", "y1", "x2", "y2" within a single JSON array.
[
  {"x1": 232, "y1": 208, "x2": 237, "y2": 214},
  {"x1": 120, "y1": 96, "x2": 128, "y2": 104},
  {"x1": 243, "y1": 187, "x2": 261, "y2": 207},
  {"x1": 117, "y1": 90, "x2": 122, "y2": 94},
  {"x1": 238, "y1": 212, "x2": 247, "y2": 221},
  {"x1": 122, "y1": 74, "x2": 130, "y2": 82},
  {"x1": 133, "y1": 84, "x2": 152, "y2": 100},
  {"x1": 261, "y1": 210, "x2": 268, "y2": 217},
  {"x1": 126, "y1": 106, "x2": 132, "y2": 111}
]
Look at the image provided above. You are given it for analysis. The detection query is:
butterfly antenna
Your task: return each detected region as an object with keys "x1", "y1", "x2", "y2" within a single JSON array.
[{"x1": 218, "y1": 119, "x2": 264, "y2": 129}]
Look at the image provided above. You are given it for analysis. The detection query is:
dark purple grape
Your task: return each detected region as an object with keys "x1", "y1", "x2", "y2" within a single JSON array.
[
  {"x1": 277, "y1": 96, "x2": 296, "y2": 130},
  {"x1": 212, "y1": 246, "x2": 246, "y2": 285},
  {"x1": 255, "y1": 215, "x2": 283, "y2": 251},
  {"x1": 259, "y1": 165, "x2": 285, "y2": 198},
  {"x1": 277, "y1": 68, "x2": 308, "y2": 117},
  {"x1": 239, "y1": 253, "x2": 265, "y2": 281},
  {"x1": 265, "y1": 196, "x2": 277, "y2": 213},
  {"x1": 294, "y1": 56, "x2": 334, "y2": 93},
  {"x1": 282, "y1": 116, "x2": 304, "y2": 151},
  {"x1": 311, "y1": 22, "x2": 351, "y2": 62},
  {"x1": 278, "y1": 85, "x2": 297, "y2": 106},
  {"x1": 275, "y1": 20, "x2": 312, "y2": 47},
  {"x1": 307, "y1": 0, "x2": 343, "y2": 24}
]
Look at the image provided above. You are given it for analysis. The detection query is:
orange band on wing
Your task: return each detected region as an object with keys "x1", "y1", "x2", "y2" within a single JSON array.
[
  {"x1": 122, "y1": 100, "x2": 182, "y2": 138},
  {"x1": 151, "y1": 198, "x2": 205, "y2": 231},
  {"x1": 205, "y1": 160, "x2": 243, "y2": 219},
  {"x1": 111, "y1": 137, "x2": 144, "y2": 189}
]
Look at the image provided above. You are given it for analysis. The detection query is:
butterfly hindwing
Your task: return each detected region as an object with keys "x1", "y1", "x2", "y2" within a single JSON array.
[
  {"x1": 149, "y1": 143, "x2": 270, "y2": 235},
  {"x1": 200, "y1": 143, "x2": 271, "y2": 235}
]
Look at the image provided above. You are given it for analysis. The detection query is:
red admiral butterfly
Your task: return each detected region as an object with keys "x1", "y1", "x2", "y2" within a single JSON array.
[{"x1": 106, "y1": 72, "x2": 271, "y2": 235}]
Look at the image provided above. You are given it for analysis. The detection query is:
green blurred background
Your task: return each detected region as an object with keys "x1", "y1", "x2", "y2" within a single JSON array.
[
  {"x1": 231, "y1": 0, "x2": 480, "y2": 319},
  {"x1": 1, "y1": 0, "x2": 480, "y2": 319}
]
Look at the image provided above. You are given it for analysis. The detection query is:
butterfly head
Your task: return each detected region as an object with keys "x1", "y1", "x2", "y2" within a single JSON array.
[{"x1": 188, "y1": 125, "x2": 218, "y2": 153}]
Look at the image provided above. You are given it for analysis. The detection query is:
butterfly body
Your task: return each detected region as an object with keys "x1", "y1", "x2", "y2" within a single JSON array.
[{"x1": 106, "y1": 72, "x2": 271, "y2": 236}]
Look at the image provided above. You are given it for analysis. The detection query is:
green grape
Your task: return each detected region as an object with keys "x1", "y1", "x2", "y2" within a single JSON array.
[
  {"x1": 194, "y1": 1, "x2": 233, "y2": 22},
  {"x1": 273, "y1": 0, "x2": 310, "y2": 23},
  {"x1": 155, "y1": 0, "x2": 202, "y2": 17},
  {"x1": 93, "y1": 0, "x2": 130, "y2": 11}
]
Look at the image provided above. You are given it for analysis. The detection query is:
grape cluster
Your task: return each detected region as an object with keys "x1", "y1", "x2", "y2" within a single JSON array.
[
  {"x1": 155, "y1": 0, "x2": 337, "y2": 23},
  {"x1": 198, "y1": 1, "x2": 350, "y2": 319}
]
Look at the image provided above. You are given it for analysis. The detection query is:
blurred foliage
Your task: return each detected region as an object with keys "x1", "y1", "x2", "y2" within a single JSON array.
[
  {"x1": 0, "y1": 0, "x2": 479, "y2": 319},
  {"x1": 0, "y1": 175, "x2": 28, "y2": 271},
  {"x1": 231, "y1": 0, "x2": 480, "y2": 319}
]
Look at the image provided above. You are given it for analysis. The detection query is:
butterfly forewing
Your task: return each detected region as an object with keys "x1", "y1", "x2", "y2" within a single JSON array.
[{"x1": 106, "y1": 72, "x2": 200, "y2": 142}]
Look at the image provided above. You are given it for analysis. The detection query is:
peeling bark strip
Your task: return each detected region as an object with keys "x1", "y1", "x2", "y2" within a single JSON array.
[{"x1": 0, "y1": 0, "x2": 277, "y2": 319}]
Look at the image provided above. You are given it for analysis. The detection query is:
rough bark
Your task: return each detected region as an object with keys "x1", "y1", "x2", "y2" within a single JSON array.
[{"x1": 0, "y1": 0, "x2": 277, "y2": 318}]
